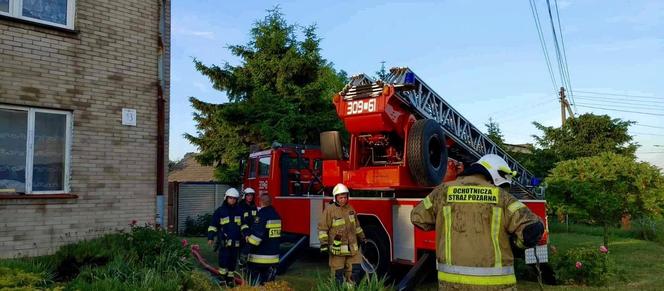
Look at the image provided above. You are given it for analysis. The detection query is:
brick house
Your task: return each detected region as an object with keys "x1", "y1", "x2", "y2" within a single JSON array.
[{"x1": 0, "y1": 0, "x2": 170, "y2": 258}]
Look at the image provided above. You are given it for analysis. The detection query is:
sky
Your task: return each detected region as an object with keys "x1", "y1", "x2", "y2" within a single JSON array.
[{"x1": 169, "y1": 0, "x2": 664, "y2": 169}]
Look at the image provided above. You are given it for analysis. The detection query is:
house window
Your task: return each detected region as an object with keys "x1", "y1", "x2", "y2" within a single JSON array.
[
  {"x1": 0, "y1": 0, "x2": 76, "y2": 29},
  {"x1": 0, "y1": 105, "x2": 72, "y2": 194}
]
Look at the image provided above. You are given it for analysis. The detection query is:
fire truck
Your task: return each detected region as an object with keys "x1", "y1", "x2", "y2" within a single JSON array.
[{"x1": 242, "y1": 67, "x2": 549, "y2": 287}]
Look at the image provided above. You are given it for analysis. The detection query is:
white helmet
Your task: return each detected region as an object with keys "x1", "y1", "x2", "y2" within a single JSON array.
[
  {"x1": 474, "y1": 154, "x2": 517, "y2": 187},
  {"x1": 225, "y1": 188, "x2": 240, "y2": 199},
  {"x1": 332, "y1": 183, "x2": 350, "y2": 202},
  {"x1": 243, "y1": 187, "x2": 256, "y2": 197}
]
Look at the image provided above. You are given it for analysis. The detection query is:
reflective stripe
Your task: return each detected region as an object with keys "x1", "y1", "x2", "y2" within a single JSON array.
[
  {"x1": 351, "y1": 243, "x2": 358, "y2": 251},
  {"x1": 437, "y1": 264, "x2": 514, "y2": 276},
  {"x1": 491, "y1": 207, "x2": 503, "y2": 267},
  {"x1": 207, "y1": 226, "x2": 218, "y2": 232},
  {"x1": 318, "y1": 230, "x2": 328, "y2": 240},
  {"x1": 340, "y1": 245, "x2": 350, "y2": 254},
  {"x1": 507, "y1": 201, "x2": 526, "y2": 213},
  {"x1": 248, "y1": 254, "x2": 279, "y2": 264},
  {"x1": 218, "y1": 268, "x2": 227, "y2": 275},
  {"x1": 332, "y1": 218, "x2": 345, "y2": 227},
  {"x1": 234, "y1": 216, "x2": 242, "y2": 224},
  {"x1": 320, "y1": 245, "x2": 328, "y2": 251},
  {"x1": 266, "y1": 220, "x2": 282, "y2": 228},
  {"x1": 248, "y1": 235, "x2": 262, "y2": 246},
  {"x1": 349, "y1": 215, "x2": 355, "y2": 223},
  {"x1": 515, "y1": 238, "x2": 525, "y2": 249},
  {"x1": 220, "y1": 217, "x2": 230, "y2": 225},
  {"x1": 423, "y1": 196, "x2": 433, "y2": 210},
  {"x1": 356, "y1": 227, "x2": 363, "y2": 234},
  {"x1": 443, "y1": 206, "x2": 452, "y2": 264},
  {"x1": 251, "y1": 210, "x2": 257, "y2": 216},
  {"x1": 438, "y1": 272, "x2": 516, "y2": 286},
  {"x1": 240, "y1": 224, "x2": 249, "y2": 230},
  {"x1": 243, "y1": 212, "x2": 249, "y2": 218}
]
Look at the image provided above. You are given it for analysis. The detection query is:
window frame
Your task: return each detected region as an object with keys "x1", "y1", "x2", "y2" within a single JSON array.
[
  {"x1": 0, "y1": 0, "x2": 76, "y2": 30},
  {"x1": 0, "y1": 104, "x2": 73, "y2": 194}
]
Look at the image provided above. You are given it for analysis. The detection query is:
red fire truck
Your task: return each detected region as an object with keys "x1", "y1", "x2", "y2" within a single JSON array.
[{"x1": 242, "y1": 67, "x2": 549, "y2": 287}]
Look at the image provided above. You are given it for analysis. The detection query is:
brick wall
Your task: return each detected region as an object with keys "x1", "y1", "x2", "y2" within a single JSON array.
[{"x1": 0, "y1": 0, "x2": 171, "y2": 258}]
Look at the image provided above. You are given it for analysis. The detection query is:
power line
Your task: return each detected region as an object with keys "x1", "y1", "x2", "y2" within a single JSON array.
[
  {"x1": 574, "y1": 90, "x2": 664, "y2": 100},
  {"x1": 574, "y1": 101, "x2": 664, "y2": 111},
  {"x1": 553, "y1": 0, "x2": 575, "y2": 108},
  {"x1": 574, "y1": 95, "x2": 664, "y2": 105},
  {"x1": 631, "y1": 132, "x2": 664, "y2": 137},
  {"x1": 575, "y1": 105, "x2": 664, "y2": 116},
  {"x1": 635, "y1": 123, "x2": 664, "y2": 130},
  {"x1": 529, "y1": 0, "x2": 558, "y2": 93}
]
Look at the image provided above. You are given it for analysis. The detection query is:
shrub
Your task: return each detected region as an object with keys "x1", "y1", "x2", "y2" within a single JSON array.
[
  {"x1": 314, "y1": 272, "x2": 391, "y2": 291},
  {"x1": 551, "y1": 246, "x2": 614, "y2": 286},
  {"x1": 184, "y1": 213, "x2": 213, "y2": 236},
  {"x1": 632, "y1": 218, "x2": 664, "y2": 245}
]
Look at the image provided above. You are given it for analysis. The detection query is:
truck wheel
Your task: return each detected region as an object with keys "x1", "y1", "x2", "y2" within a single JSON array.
[
  {"x1": 407, "y1": 119, "x2": 447, "y2": 186},
  {"x1": 361, "y1": 224, "x2": 390, "y2": 277}
]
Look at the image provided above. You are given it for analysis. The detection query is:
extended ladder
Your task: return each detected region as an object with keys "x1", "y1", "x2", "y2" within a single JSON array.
[{"x1": 342, "y1": 67, "x2": 539, "y2": 198}]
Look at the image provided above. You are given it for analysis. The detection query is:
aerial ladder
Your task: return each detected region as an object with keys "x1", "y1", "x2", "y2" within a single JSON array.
[{"x1": 340, "y1": 67, "x2": 543, "y2": 198}]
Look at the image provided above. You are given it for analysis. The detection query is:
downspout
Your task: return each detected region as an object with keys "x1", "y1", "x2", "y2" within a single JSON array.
[{"x1": 156, "y1": 0, "x2": 167, "y2": 228}]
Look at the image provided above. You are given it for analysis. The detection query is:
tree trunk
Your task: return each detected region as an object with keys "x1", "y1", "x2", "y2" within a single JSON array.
[{"x1": 603, "y1": 223, "x2": 609, "y2": 246}]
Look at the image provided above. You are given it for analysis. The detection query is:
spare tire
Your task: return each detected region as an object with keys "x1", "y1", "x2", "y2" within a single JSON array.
[{"x1": 407, "y1": 119, "x2": 448, "y2": 186}]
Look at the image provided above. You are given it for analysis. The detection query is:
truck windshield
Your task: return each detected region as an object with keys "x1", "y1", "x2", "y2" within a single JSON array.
[{"x1": 258, "y1": 156, "x2": 271, "y2": 177}]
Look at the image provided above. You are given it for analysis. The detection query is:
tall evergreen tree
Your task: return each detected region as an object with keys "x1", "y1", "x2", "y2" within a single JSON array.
[{"x1": 185, "y1": 8, "x2": 347, "y2": 183}]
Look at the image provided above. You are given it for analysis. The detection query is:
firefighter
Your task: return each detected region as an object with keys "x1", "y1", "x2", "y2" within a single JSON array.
[
  {"x1": 207, "y1": 187, "x2": 243, "y2": 286},
  {"x1": 240, "y1": 187, "x2": 258, "y2": 233},
  {"x1": 317, "y1": 183, "x2": 366, "y2": 285},
  {"x1": 245, "y1": 194, "x2": 281, "y2": 285},
  {"x1": 239, "y1": 187, "x2": 258, "y2": 265},
  {"x1": 411, "y1": 154, "x2": 544, "y2": 290}
]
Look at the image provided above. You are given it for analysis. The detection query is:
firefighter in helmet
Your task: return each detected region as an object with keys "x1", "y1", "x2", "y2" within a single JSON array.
[
  {"x1": 245, "y1": 194, "x2": 282, "y2": 285},
  {"x1": 240, "y1": 187, "x2": 258, "y2": 234},
  {"x1": 411, "y1": 154, "x2": 544, "y2": 290},
  {"x1": 239, "y1": 187, "x2": 258, "y2": 264},
  {"x1": 317, "y1": 183, "x2": 366, "y2": 285},
  {"x1": 207, "y1": 187, "x2": 243, "y2": 286}
]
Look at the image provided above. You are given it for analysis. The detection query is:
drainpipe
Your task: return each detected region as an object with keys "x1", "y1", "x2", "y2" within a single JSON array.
[{"x1": 156, "y1": 0, "x2": 167, "y2": 228}]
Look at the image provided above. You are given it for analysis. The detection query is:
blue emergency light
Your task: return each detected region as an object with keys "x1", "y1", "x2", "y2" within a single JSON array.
[{"x1": 404, "y1": 72, "x2": 415, "y2": 85}]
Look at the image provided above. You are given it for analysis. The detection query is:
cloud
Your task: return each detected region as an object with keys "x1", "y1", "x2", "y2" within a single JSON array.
[
  {"x1": 172, "y1": 27, "x2": 216, "y2": 40},
  {"x1": 580, "y1": 37, "x2": 664, "y2": 52},
  {"x1": 606, "y1": 0, "x2": 664, "y2": 29},
  {"x1": 557, "y1": 0, "x2": 572, "y2": 10}
]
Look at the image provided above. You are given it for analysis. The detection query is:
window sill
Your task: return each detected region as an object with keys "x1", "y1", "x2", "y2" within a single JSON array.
[
  {"x1": 0, "y1": 193, "x2": 78, "y2": 200},
  {"x1": 0, "y1": 14, "x2": 78, "y2": 36}
]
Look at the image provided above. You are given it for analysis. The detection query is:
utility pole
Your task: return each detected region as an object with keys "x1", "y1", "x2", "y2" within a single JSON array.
[{"x1": 559, "y1": 87, "x2": 574, "y2": 126}]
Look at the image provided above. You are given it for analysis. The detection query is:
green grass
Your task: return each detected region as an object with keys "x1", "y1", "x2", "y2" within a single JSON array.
[{"x1": 185, "y1": 225, "x2": 664, "y2": 291}]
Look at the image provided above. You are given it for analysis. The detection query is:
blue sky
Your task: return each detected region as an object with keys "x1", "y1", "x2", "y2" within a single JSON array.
[{"x1": 170, "y1": 0, "x2": 664, "y2": 169}]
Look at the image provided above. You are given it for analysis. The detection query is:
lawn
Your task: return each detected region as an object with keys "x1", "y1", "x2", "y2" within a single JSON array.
[{"x1": 186, "y1": 229, "x2": 664, "y2": 290}]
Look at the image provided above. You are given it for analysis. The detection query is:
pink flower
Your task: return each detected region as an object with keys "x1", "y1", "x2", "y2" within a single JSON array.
[
  {"x1": 575, "y1": 261, "x2": 583, "y2": 269},
  {"x1": 191, "y1": 244, "x2": 200, "y2": 251},
  {"x1": 599, "y1": 245, "x2": 608, "y2": 254},
  {"x1": 181, "y1": 239, "x2": 189, "y2": 247}
]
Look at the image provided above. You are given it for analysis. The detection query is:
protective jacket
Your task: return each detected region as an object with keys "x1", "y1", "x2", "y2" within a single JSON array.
[
  {"x1": 239, "y1": 200, "x2": 258, "y2": 236},
  {"x1": 207, "y1": 202, "x2": 243, "y2": 247},
  {"x1": 411, "y1": 174, "x2": 543, "y2": 288},
  {"x1": 246, "y1": 205, "x2": 282, "y2": 265},
  {"x1": 317, "y1": 202, "x2": 365, "y2": 256}
]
